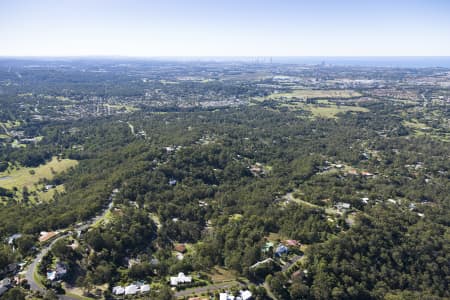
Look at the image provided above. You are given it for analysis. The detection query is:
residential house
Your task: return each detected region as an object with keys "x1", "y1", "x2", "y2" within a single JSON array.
[
  {"x1": 0, "y1": 263, "x2": 18, "y2": 276},
  {"x1": 335, "y1": 202, "x2": 351, "y2": 212},
  {"x1": 361, "y1": 171, "x2": 374, "y2": 177},
  {"x1": 284, "y1": 239, "x2": 300, "y2": 247},
  {"x1": 249, "y1": 258, "x2": 275, "y2": 270},
  {"x1": 219, "y1": 290, "x2": 252, "y2": 300},
  {"x1": 113, "y1": 282, "x2": 150, "y2": 295},
  {"x1": 387, "y1": 199, "x2": 397, "y2": 204},
  {"x1": 174, "y1": 243, "x2": 187, "y2": 253},
  {"x1": 44, "y1": 184, "x2": 54, "y2": 191},
  {"x1": 7, "y1": 233, "x2": 22, "y2": 245},
  {"x1": 275, "y1": 244, "x2": 288, "y2": 257},
  {"x1": 140, "y1": 284, "x2": 150, "y2": 293},
  {"x1": 150, "y1": 258, "x2": 160, "y2": 267},
  {"x1": 112, "y1": 286, "x2": 125, "y2": 295},
  {"x1": 47, "y1": 262, "x2": 67, "y2": 281},
  {"x1": 0, "y1": 278, "x2": 11, "y2": 296},
  {"x1": 170, "y1": 272, "x2": 192, "y2": 286},
  {"x1": 125, "y1": 284, "x2": 138, "y2": 295},
  {"x1": 347, "y1": 169, "x2": 359, "y2": 175},
  {"x1": 39, "y1": 231, "x2": 59, "y2": 243},
  {"x1": 47, "y1": 271, "x2": 57, "y2": 281}
]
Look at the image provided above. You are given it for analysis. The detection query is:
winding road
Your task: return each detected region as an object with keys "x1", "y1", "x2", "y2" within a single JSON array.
[
  {"x1": 25, "y1": 234, "x2": 70, "y2": 293},
  {"x1": 23, "y1": 192, "x2": 115, "y2": 299},
  {"x1": 0, "y1": 123, "x2": 11, "y2": 136}
]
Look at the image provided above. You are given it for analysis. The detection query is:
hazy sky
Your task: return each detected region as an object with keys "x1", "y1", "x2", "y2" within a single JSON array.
[{"x1": 1, "y1": 0, "x2": 450, "y2": 57}]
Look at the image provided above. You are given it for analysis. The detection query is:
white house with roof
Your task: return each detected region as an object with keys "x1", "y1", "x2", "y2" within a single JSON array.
[
  {"x1": 219, "y1": 290, "x2": 252, "y2": 300},
  {"x1": 170, "y1": 272, "x2": 192, "y2": 286},
  {"x1": 240, "y1": 290, "x2": 252, "y2": 300},
  {"x1": 0, "y1": 278, "x2": 11, "y2": 296},
  {"x1": 125, "y1": 284, "x2": 138, "y2": 295},
  {"x1": 140, "y1": 284, "x2": 150, "y2": 293},
  {"x1": 47, "y1": 271, "x2": 56, "y2": 281},
  {"x1": 112, "y1": 286, "x2": 125, "y2": 295},
  {"x1": 113, "y1": 282, "x2": 150, "y2": 295},
  {"x1": 47, "y1": 262, "x2": 67, "y2": 281},
  {"x1": 7, "y1": 233, "x2": 22, "y2": 245}
]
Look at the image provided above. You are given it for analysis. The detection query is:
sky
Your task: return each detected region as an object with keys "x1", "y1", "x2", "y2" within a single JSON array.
[{"x1": 1, "y1": 0, "x2": 450, "y2": 57}]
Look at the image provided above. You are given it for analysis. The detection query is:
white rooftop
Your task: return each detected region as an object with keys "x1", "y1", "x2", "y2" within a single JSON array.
[
  {"x1": 140, "y1": 284, "x2": 150, "y2": 293},
  {"x1": 125, "y1": 284, "x2": 138, "y2": 295},
  {"x1": 112, "y1": 286, "x2": 125, "y2": 295},
  {"x1": 170, "y1": 272, "x2": 192, "y2": 286}
]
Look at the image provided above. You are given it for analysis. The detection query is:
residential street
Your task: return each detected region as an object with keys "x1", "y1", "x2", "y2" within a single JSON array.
[{"x1": 23, "y1": 192, "x2": 115, "y2": 299}]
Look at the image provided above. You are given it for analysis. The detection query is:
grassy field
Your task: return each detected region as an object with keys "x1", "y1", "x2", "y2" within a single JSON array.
[
  {"x1": 63, "y1": 285, "x2": 96, "y2": 300},
  {"x1": 267, "y1": 89, "x2": 362, "y2": 100},
  {"x1": 308, "y1": 105, "x2": 368, "y2": 118},
  {"x1": 403, "y1": 119, "x2": 430, "y2": 130},
  {"x1": 281, "y1": 102, "x2": 369, "y2": 118},
  {"x1": 207, "y1": 266, "x2": 239, "y2": 283},
  {"x1": 105, "y1": 104, "x2": 139, "y2": 112},
  {"x1": 36, "y1": 184, "x2": 66, "y2": 202},
  {"x1": 403, "y1": 119, "x2": 449, "y2": 142},
  {"x1": 0, "y1": 157, "x2": 78, "y2": 202}
]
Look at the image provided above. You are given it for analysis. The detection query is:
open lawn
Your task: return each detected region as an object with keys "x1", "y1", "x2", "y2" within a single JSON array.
[
  {"x1": 283, "y1": 191, "x2": 319, "y2": 208},
  {"x1": 0, "y1": 157, "x2": 78, "y2": 202},
  {"x1": 92, "y1": 209, "x2": 114, "y2": 228},
  {"x1": 267, "y1": 232, "x2": 284, "y2": 242},
  {"x1": 308, "y1": 105, "x2": 368, "y2": 118},
  {"x1": 207, "y1": 266, "x2": 238, "y2": 283},
  {"x1": 35, "y1": 184, "x2": 65, "y2": 202},
  {"x1": 281, "y1": 102, "x2": 369, "y2": 118},
  {"x1": 63, "y1": 285, "x2": 97, "y2": 300}
]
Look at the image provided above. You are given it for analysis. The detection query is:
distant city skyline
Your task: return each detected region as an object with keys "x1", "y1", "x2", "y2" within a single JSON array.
[{"x1": 1, "y1": 0, "x2": 450, "y2": 57}]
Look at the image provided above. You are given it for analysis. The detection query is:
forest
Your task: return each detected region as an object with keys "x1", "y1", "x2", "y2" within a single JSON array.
[{"x1": 0, "y1": 60, "x2": 449, "y2": 299}]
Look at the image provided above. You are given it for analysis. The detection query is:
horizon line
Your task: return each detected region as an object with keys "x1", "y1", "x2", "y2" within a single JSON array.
[{"x1": 1, "y1": 55, "x2": 450, "y2": 59}]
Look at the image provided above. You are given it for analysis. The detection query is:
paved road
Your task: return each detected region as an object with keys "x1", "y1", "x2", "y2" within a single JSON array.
[
  {"x1": 127, "y1": 122, "x2": 135, "y2": 135},
  {"x1": 23, "y1": 192, "x2": 115, "y2": 300},
  {"x1": 25, "y1": 234, "x2": 69, "y2": 292},
  {"x1": 263, "y1": 281, "x2": 278, "y2": 300}
]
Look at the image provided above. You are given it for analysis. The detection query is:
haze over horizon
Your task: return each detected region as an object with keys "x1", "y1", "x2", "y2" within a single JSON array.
[{"x1": 1, "y1": 0, "x2": 450, "y2": 57}]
